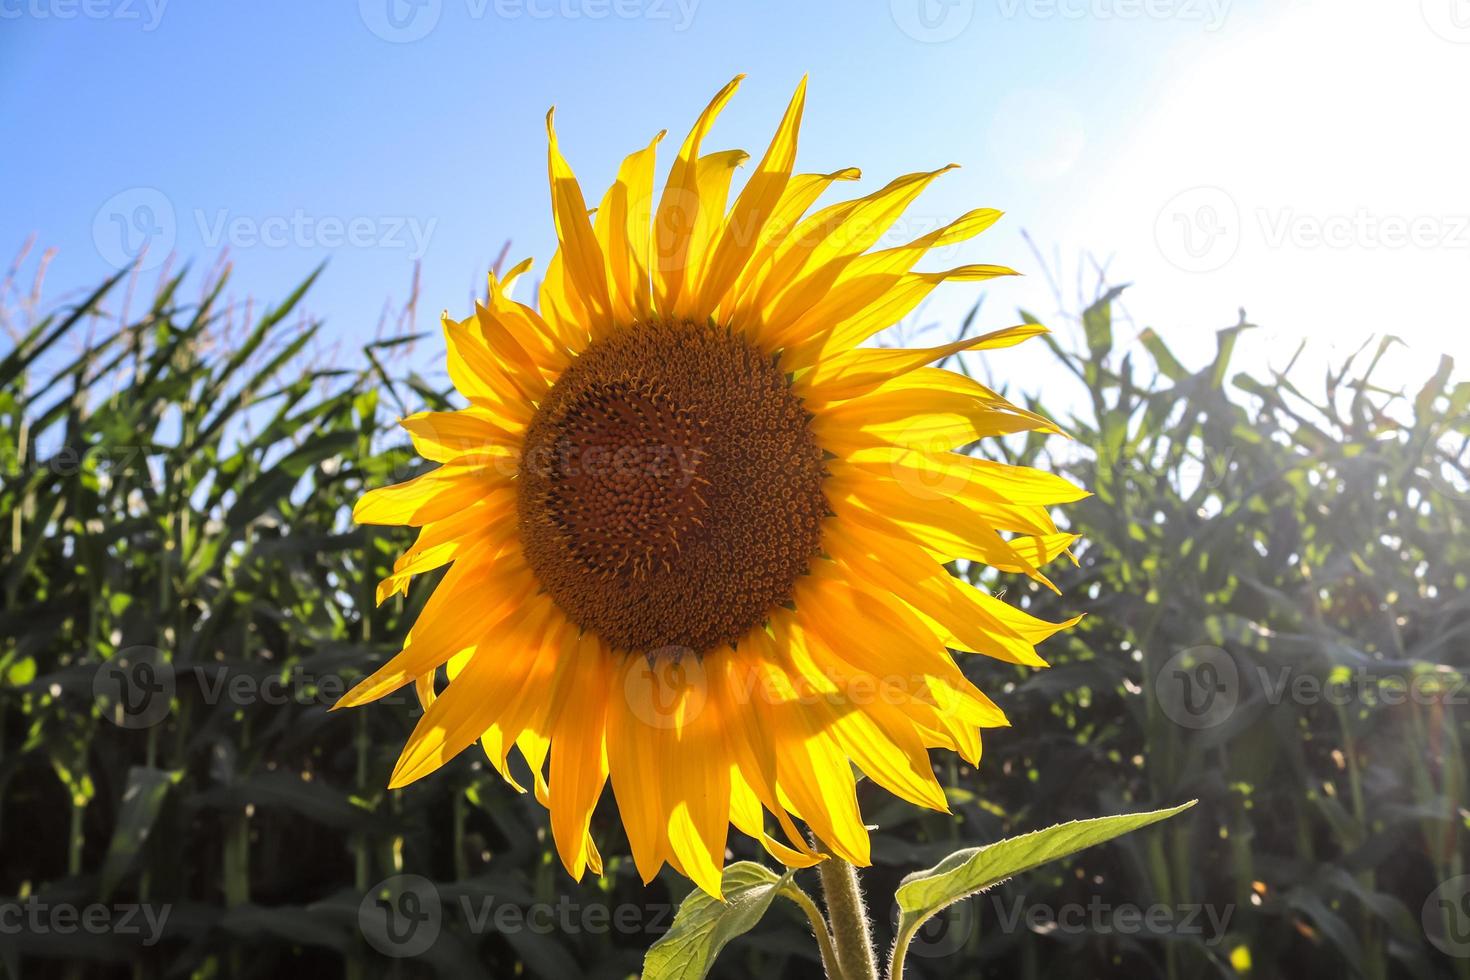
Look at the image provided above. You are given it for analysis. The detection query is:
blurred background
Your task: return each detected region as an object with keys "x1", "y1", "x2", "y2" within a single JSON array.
[{"x1": 2, "y1": 0, "x2": 1467, "y2": 977}]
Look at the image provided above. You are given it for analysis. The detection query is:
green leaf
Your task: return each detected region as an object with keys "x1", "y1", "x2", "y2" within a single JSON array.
[
  {"x1": 99, "y1": 766, "x2": 183, "y2": 898},
  {"x1": 4, "y1": 655, "x2": 36, "y2": 686},
  {"x1": 1082, "y1": 284, "x2": 1127, "y2": 361},
  {"x1": 1139, "y1": 327, "x2": 1190, "y2": 383},
  {"x1": 892, "y1": 802, "x2": 1195, "y2": 975},
  {"x1": 642, "y1": 861, "x2": 792, "y2": 980}
]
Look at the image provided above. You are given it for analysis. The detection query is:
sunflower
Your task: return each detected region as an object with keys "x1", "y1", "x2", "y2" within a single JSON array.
[{"x1": 340, "y1": 75, "x2": 1085, "y2": 898}]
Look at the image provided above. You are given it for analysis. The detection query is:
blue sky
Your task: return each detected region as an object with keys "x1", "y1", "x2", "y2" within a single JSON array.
[{"x1": 3, "y1": 0, "x2": 1466, "y2": 393}]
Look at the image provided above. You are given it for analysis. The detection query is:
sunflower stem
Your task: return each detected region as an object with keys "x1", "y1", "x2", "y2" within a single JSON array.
[
  {"x1": 779, "y1": 884, "x2": 843, "y2": 980},
  {"x1": 814, "y1": 846, "x2": 878, "y2": 980}
]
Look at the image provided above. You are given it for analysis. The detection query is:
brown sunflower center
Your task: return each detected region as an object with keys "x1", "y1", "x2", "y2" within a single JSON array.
[{"x1": 517, "y1": 319, "x2": 827, "y2": 657}]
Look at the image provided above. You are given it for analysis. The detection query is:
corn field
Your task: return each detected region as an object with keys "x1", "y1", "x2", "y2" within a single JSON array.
[{"x1": 1, "y1": 264, "x2": 1466, "y2": 978}]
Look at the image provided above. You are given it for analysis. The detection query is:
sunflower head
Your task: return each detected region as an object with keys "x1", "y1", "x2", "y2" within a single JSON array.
[
  {"x1": 516, "y1": 317, "x2": 829, "y2": 656},
  {"x1": 342, "y1": 76, "x2": 1086, "y2": 898}
]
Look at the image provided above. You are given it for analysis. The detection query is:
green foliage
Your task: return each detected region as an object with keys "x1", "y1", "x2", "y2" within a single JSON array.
[
  {"x1": 890, "y1": 803, "x2": 1195, "y2": 974},
  {"x1": 930, "y1": 289, "x2": 1470, "y2": 980},
  {"x1": 642, "y1": 863, "x2": 795, "y2": 980},
  {"x1": 1, "y1": 268, "x2": 1466, "y2": 979}
]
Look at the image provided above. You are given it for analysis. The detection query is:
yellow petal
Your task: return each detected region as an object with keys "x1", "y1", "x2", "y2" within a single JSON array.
[
  {"x1": 593, "y1": 130, "x2": 665, "y2": 325},
  {"x1": 672, "y1": 148, "x2": 751, "y2": 320},
  {"x1": 398, "y1": 409, "x2": 520, "y2": 465},
  {"x1": 728, "y1": 765, "x2": 823, "y2": 868},
  {"x1": 696, "y1": 76, "x2": 808, "y2": 317},
  {"x1": 843, "y1": 445, "x2": 1089, "y2": 507},
  {"x1": 606, "y1": 655, "x2": 671, "y2": 883},
  {"x1": 386, "y1": 600, "x2": 552, "y2": 788},
  {"x1": 782, "y1": 265, "x2": 1019, "y2": 369},
  {"x1": 793, "y1": 567, "x2": 1009, "y2": 730},
  {"x1": 826, "y1": 469, "x2": 1053, "y2": 588},
  {"x1": 778, "y1": 618, "x2": 949, "y2": 812},
  {"x1": 767, "y1": 207, "x2": 1004, "y2": 351},
  {"x1": 825, "y1": 520, "x2": 1077, "y2": 666},
  {"x1": 483, "y1": 270, "x2": 573, "y2": 374},
  {"x1": 546, "y1": 107, "x2": 613, "y2": 331},
  {"x1": 751, "y1": 165, "x2": 957, "y2": 320},
  {"x1": 663, "y1": 688, "x2": 731, "y2": 899},
  {"x1": 337, "y1": 554, "x2": 537, "y2": 709},
  {"x1": 800, "y1": 323, "x2": 1049, "y2": 405},
  {"x1": 443, "y1": 312, "x2": 539, "y2": 418},
  {"x1": 376, "y1": 498, "x2": 513, "y2": 602},
  {"x1": 540, "y1": 245, "x2": 592, "y2": 351},
  {"x1": 479, "y1": 612, "x2": 572, "y2": 792},
  {"x1": 742, "y1": 631, "x2": 870, "y2": 865},
  {"x1": 653, "y1": 75, "x2": 744, "y2": 317},
  {"x1": 353, "y1": 465, "x2": 509, "y2": 527},
  {"x1": 549, "y1": 634, "x2": 612, "y2": 880},
  {"x1": 1005, "y1": 532, "x2": 1082, "y2": 570},
  {"x1": 716, "y1": 656, "x2": 822, "y2": 861},
  {"x1": 725, "y1": 166, "x2": 861, "y2": 327},
  {"x1": 812, "y1": 374, "x2": 1060, "y2": 454}
]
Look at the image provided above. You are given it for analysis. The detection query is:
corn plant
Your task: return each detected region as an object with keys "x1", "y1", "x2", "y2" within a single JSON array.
[{"x1": 1, "y1": 267, "x2": 1466, "y2": 979}]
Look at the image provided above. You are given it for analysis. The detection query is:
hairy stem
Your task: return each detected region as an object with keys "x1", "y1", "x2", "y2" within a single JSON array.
[
  {"x1": 814, "y1": 845, "x2": 878, "y2": 980},
  {"x1": 779, "y1": 884, "x2": 843, "y2": 979},
  {"x1": 889, "y1": 922, "x2": 915, "y2": 980}
]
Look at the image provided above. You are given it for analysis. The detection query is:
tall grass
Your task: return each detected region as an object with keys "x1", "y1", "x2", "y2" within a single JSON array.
[{"x1": 1, "y1": 263, "x2": 1466, "y2": 978}]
